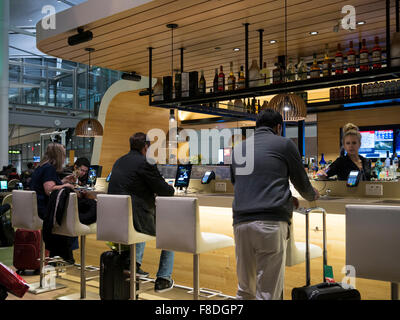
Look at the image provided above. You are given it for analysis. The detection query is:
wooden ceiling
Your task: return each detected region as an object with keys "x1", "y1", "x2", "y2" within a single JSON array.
[{"x1": 37, "y1": 0, "x2": 397, "y2": 87}]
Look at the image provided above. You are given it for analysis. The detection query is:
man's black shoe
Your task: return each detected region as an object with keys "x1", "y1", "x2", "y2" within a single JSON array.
[
  {"x1": 154, "y1": 277, "x2": 174, "y2": 293},
  {"x1": 136, "y1": 263, "x2": 149, "y2": 278}
]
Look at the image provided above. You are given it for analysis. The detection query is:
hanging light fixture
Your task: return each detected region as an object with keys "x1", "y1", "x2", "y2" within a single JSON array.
[
  {"x1": 75, "y1": 47, "x2": 104, "y2": 137},
  {"x1": 268, "y1": 0, "x2": 307, "y2": 122}
]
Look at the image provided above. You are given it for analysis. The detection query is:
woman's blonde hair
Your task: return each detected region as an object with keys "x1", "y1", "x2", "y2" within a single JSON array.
[
  {"x1": 39, "y1": 142, "x2": 66, "y2": 172},
  {"x1": 342, "y1": 123, "x2": 361, "y2": 144}
]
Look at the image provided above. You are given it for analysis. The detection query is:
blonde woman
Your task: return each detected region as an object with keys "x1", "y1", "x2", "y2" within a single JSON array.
[
  {"x1": 317, "y1": 123, "x2": 371, "y2": 181},
  {"x1": 30, "y1": 143, "x2": 75, "y2": 219}
]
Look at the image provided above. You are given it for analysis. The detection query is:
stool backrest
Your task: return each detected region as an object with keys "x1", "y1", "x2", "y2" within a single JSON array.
[
  {"x1": 155, "y1": 197, "x2": 200, "y2": 253},
  {"x1": 52, "y1": 192, "x2": 91, "y2": 237},
  {"x1": 346, "y1": 204, "x2": 400, "y2": 283},
  {"x1": 96, "y1": 194, "x2": 136, "y2": 244},
  {"x1": 11, "y1": 190, "x2": 41, "y2": 230}
]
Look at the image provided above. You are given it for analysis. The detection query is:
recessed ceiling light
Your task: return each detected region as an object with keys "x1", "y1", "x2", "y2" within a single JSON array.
[
  {"x1": 28, "y1": 19, "x2": 32, "y2": 22},
  {"x1": 269, "y1": 40, "x2": 277, "y2": 44},
  {"x1": 233, "y1": 48, "x2": 240, "y2": 52},
  {"x1": 309, "y1": 31, "x2": 318, "y2": 35},
  {"x1": 357, "y1": 21, "x2": 366, "y2": 25}
]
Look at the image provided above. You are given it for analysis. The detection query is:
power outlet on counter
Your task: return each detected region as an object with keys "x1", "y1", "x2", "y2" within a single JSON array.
[
  {"x1": 215, "y1": 182, "x2": 227, "y2": 192},
  {"x1": 365, "y1": 184, "x2": 383, "y2": 196}
]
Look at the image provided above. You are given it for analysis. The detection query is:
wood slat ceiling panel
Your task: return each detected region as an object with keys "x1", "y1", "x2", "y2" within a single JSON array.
[
  {"x1": 108, "y1": 2, "x2": 389, "y2": 73},
  {"x1": 37, "y1": 0, "x2": 393, "y2": 87}
]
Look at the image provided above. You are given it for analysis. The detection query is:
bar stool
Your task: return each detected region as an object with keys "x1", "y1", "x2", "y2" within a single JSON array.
[
  {"x1": 96, "y1": 194, "x2": 155, "y2": 300},
  {"x1": 155, "y1": 196, "x2": 234, "y2": 300},
  {"x1": 52, "y1": 192, "x2": 98, "y2": 300},
  {"x1": 11, "y1": 190, "x2": 66, "y2": 294}
]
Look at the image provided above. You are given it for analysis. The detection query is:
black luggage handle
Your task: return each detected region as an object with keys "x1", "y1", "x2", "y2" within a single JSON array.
[{"x1": 296, "y1": 206, "x2": 327, "y2": 287}]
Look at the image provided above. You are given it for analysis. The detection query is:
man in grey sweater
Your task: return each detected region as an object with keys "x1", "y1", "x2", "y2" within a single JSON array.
[{"x1": 230, "y1": 109, "x2": 319, "y2": 300}]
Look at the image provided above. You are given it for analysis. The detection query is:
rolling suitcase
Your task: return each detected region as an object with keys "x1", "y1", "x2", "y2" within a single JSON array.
[
  {"x1": 0, "y1": 262, "x2": 29, "y2": 298},
  {"x1": 291, "y1": 206, "x2": 361, "y2": 300},
  {"x1": 99, "y1": 250, "x2": 139, "y2": 300},
  {"x1": 13, "y1": 229, "x2": 49, "y2": 274}
]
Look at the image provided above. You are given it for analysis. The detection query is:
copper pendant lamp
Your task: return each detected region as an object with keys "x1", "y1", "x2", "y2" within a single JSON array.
[
  {"x1": 75, "y1": 47, "x2": 104, "y2": 137},
  {"x1": 268, "y1": 0, "x2": 307, "y2": 122}
]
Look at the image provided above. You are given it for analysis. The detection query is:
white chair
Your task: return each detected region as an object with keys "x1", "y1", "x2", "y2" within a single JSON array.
[
  {"x1": 155, "y1": 196, "x2": 234, "y2": 300},
  {"x1": 285, "y1": 211, "x2": 323, "y2": 266},
  {"x1": 52, "y1": 192, "x2": 98, "y2": 300},
  {"x1": 96, "y1": 194, "x2": 155, "y2": 300},
  {"x1": 11, "y1": 190, "x2": 65, "y2": 294}
]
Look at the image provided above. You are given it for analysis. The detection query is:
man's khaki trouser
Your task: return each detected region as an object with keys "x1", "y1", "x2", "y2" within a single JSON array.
[{"x1": 233, "y1": 220, "x2": 289, "y2": 300}]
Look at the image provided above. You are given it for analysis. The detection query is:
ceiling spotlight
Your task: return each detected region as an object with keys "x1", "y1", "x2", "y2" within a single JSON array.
[
  {"x1": 309, "y1": 31, "x2": 319, "y2": 35},
  {"x1": 233, "y1": 48, "x2": 240, "y2": 52},
  {"x1": 121, "y1": 72, "x2": 142, "y2": 81},
  {"x1": 357, "y1": 21, "x2": 366, "y2": 25},
  {"x1": 269, "y1": 40, "x2": 277, "y2": 44},
  {"x1": 68, "y1": 28, "x2": 93, "y2": 46}
]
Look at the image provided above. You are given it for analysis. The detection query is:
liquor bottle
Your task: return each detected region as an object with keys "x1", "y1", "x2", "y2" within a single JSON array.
[
  {"x1": 319, "y1": 153, "x2": 327, "y2": 169},
  {"x1": 322, "y1": 44, "x2": 332, "y2": 77},
  {"x1": 246, "y1": 98, "x2": 252, "y2": 113},
  {"x1": 218, "y1": 65, "x2": 225, "y2": 92},
  {"x1": 213, "y1": 68, "x2": 219, "y2": 93},
  {"x1": 385, "y1": 151, "x2": 391, "y2": 168},
  {"x1": 393, "y1": 153, "x2": 399, "y2": 170},
  {"x1": 310, "y1": 53, "x2": 321, "y2": 79},
  {"x1": 227, "y1": 62, "x2": 236, "y2": 91},
  {"x1": 297, "y1": 58, "x2": 308, "y2": 80},
  {"x1": 259, "y1": 62, "x2": 270, "y2": 86},
  {"x1": 347, "y1": 41, "x2": 356, "y2": 73},
  {"x1": 237, "y1": 66, "x2": 245, "y2": 89},
  {"x1": 273, "y1": 58, "x2": 286, "y2": 84},
  {"x1": 249, "y1": 60, "x2": 260, "y2": 88},
  {"x1": 286, "y1": 58, "x2": 296, "y2": 82},
  {"x1": 359, "y1": 39, "x2": 369, "y2": 72},
  {"x1": 372, "y1": 36, "x2": 382, "y2": 69},
  {"x1": 199, "y1": 70, "x2": 206, "y2": 95},
  {"x1": 335, "y1": 43, "x2": 344, "y2": 75},
  {"x1": 153, "y1": 77, "x2": 164, "y2": 101}
]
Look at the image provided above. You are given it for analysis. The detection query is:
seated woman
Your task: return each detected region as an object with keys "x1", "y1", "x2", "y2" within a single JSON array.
[
  {"x1": 30, "y1": 143, "x2": 76, "y2": 262},
  {"x1": 317, "y1": 123, "x2": 371, "y2": 181}
]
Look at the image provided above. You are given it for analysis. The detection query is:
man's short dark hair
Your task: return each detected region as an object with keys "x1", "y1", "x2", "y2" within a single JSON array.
[
  {"x1": 27, "y1": 162, "x2": 33, "y2": 169},
  {"x1": 75, "y1": 157, "x2": 90, "y2": 169},
  {"x1": 130, "y1": 132, "x2": 150, "y2": 151},
  {"x1": 256, "y1": 109, "x2": 283, "y2": 128}
]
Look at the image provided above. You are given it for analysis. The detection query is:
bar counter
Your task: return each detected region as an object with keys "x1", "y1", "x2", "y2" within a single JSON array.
[{"x1": 81, "y1": 178, "x2": 400, "y2": 299}]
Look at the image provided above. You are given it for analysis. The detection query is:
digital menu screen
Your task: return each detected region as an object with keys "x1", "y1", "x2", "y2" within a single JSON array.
[{"x1": 359, "y1": 130, "x2": 394, "y2": 159}]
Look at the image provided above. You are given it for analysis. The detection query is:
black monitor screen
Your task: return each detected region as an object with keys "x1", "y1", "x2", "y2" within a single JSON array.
[{"x1": 174, "y1": 164, "x2": 192, "y2": 188}]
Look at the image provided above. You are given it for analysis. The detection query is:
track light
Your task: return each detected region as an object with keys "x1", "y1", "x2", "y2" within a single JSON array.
[
  {"x1": 68, "y1": 28, "x2": 93, "y2": 46},
  {"x1": 121, "y1": 72, "x2": 142, "y2": 81}
]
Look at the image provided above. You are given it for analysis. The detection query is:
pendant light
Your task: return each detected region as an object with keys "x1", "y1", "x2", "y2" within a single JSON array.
[
  {"x1": 75, "y1": 47, "x2": 104, "y2": 137},
  {"x1": 268, "y1": 0, "x2": 307, "y2": 122}
]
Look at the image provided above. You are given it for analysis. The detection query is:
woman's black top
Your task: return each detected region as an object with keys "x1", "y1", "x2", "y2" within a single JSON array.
[
  {"x1": 30, "y1": 163, "x2": 63, "y2": 219},
  {"x1": 326, "y1": 155, "x2": 371, "y2": 181}
]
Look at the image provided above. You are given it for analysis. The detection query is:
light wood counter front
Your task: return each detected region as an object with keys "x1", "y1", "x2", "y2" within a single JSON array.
[{"x1": 78, "y1": 185, "x2": 399, "y2": 300}]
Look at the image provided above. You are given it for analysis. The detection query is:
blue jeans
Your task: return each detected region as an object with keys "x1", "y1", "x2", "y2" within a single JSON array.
[{"x1": 136, "y1": 242, "x2": 174, "y2": 280}]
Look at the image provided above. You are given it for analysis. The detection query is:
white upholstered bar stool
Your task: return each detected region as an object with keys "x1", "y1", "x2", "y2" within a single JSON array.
[
  {"x1": 285, "y1": 211, "x2": 323, "y2": 266},
  {"x1": 11, "y1": 190, "x2": 66, "y2": 294},
  {"x1": 155, "y1": 197, "x2": 234, "y2": 300},
  {"x1": 96, "y1": 194, "x2": 155, "y2": 300},
  {"x1": 52, "y1": 192, "x2": 98, "y2": 300}
]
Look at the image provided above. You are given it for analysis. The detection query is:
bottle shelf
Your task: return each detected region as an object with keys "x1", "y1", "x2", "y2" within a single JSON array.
[{"x1": 150, "y1": 65, "x2": 400, "y2": 117}]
